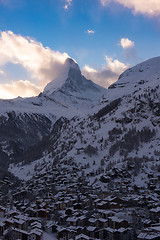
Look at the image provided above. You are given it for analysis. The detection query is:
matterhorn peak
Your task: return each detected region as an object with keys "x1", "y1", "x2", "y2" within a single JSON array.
[
  {"x1": 43, "y1": 58, "x2": 80, "y2": 95},
  {"x1": 64, "y1": 57, "x2": 80, "y2": 71},
  {"x1": 43, "y1": 58, "x2": 106, "y2": 99}
]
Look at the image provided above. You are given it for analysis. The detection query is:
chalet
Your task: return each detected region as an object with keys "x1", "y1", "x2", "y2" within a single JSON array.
[
  {"x1": 108, "y1": 216, "x2": 128, "y2": 229},
  {"x1": 94, "y1": 228, "x2": 109, "y2": 239},
  {"x1": 67, "y1": 228, "x2": 77, "y2": 239},
  {"x1": 54, "y1": 201, "x2": 66, "y2": 211},
  {"x1": 3, "y1": 227, "x2": 28, "y2": 240},
  {"x1": 97, "y1": 218, "x2": 108, "y2": 228},
  {"x1": 66, "y1": 216, "x2": 78, "y2": 227},
  {"x1": 25, "y1": 208, "x2": 36, "y2": 217},
  {"x1": 13, "y1": 218, "x2": 26, "y2": 230},
  {"x1": 88, "y1": 218, "x2": 97, "y2": 227},
  {"x1": 75, "y1": 233, "x2": 90, "y2": 240},
  {"x1": 104, "y1": 227, "x2": 132, "y2": 240},
  {"x1": 77, "y1": 216, "x2": 88, "y2": 227},
  {"x1": 150, "y1": 207, "x2": 160, "y2": 222},
  {"x1": 137, "y1": 232, "x2": 159, "y2": 240},
  {"x1": 45, "y1": 222, "x2": 58, "y2": 234},
  {"x1": 137, "y1": 224, "x2": 160, "y2": 240},
  {"x1": 86, "y1": 226, "x2": 96, "y2": 238},
  {"x1": 97, "y1": 201, "x2": 107, "y2": 209},
  {"x1": 57, "y1": 228, "x2": 70, "y2": 240},
  {"x1": 4, "y1": 219, "x2": 14, "y2": 230},
  {"x1": 30, "y1": 221, "x2": 42, "y2": 231},
  {"x1": 28, "y1": 229, "x2": 43, "y2": 240}
]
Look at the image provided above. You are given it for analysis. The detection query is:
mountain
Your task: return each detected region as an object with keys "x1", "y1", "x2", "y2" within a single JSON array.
[
  {"x1": 1, "y1": 57, "x2": 160, "y2": 240},
  {"x1": 0, "y1": 58, "x2": 106, "y2": 164},
  {"x1": 8, "y1": 57, "x2": 160, "y2": 187},
  {"x1": 42, "y1": 57, "x2": 106, "y2": 114}
]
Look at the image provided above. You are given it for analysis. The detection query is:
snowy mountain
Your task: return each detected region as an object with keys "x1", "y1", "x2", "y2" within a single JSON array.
[
  {"x1": 1, "y1": 57, "x2": 160, "y2": 240},
  {"x1": 0, "y1": 58, "x2": 106, "y2": 164},
  {"x1": 8, "y1": 57, "x2": 160, "y2": 190},
  {"x1": 42, "y1": 57, "x2": 106, "y2": 111}
]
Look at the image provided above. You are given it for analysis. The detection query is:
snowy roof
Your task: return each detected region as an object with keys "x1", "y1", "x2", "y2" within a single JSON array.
[{"x1": 75, "y1": 233, "x2": 90, "y2": 240}]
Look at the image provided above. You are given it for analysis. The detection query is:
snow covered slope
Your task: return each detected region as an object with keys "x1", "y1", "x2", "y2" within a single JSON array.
[
  {"x1": 9, "y1": 57, "x2": 160, "y2": 192},
  {"x1": 106, "y1": 57, "x2": 160, "y2": 100}
]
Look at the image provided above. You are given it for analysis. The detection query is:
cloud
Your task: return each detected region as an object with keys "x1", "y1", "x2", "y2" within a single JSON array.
[
  {"x1": 0, "y1": 80, "x2": 41, "y2": 99},
  {"x1": 0, "y1": 31, "x2": 69, "y2": 98},
  {"x1": 119, "y1": 38, "x2": 137, "y2": 60},
  {"x1": 82, "y1": 56, "x2": 129, "y2": 88},
  {"x1": 120, "y1": 38, "x2": 134, "y2": 49},
  {"x1": 86, "y1": 30, "x2": 95, "y2": 35},
  {"x1": 64, "y1": 0, "x2": 72, "y2": 10},
  {"x1": 100, "y1": 0, "x2": 160, "y2": 17}
]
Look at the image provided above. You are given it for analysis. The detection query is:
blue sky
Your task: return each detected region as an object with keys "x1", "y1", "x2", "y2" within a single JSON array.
[{"x1": 0, "y1": 0, "x2": 160, "y2": 98}]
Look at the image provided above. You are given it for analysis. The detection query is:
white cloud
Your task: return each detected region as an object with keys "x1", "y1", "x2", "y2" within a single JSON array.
[
  {"x1": 120, "y1": 38, "x2": 134, "y2": 49},
  {"x1": 100, "y1": 0, "x2": 160, "y2": 17},
  {"x1": 119, "y1": 38, "x2": 137, "y2": 60},
  {"x1": 86, "y1": 30, "x2": 95, "y2": 34},
  {"x1": 64, "y1": 0, "x2": 72, "y2": 10},
  {"x1": 82, "y1": 56, "x2": 129, "y2": 88},
  {"x1": 0, "y1": 80, "x2": 41, "y2": 99},
  {"x1": 0, "y1": 31, "x2": 69, "y2": 98}
]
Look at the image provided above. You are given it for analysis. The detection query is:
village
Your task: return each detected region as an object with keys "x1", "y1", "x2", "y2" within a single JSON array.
[{"x1": 0, "y1": 158, "x2": 159, "y2": 240}]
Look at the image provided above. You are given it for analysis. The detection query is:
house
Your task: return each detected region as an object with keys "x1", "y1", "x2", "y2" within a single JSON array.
[
  {"x1": 94, "y1": 228, "x2": 109, "y2": 240},
  {"x1": 4, "y1": 219, "x2": 14, "y2": 230},
  {"x1": 3, "y1": 227, "x2": 28, "y2": 240},
  {"x1": 66, "y1": 216, "x2": 78, "y2": 227},
  {"x1": 57, "y1": 228, "x2": 70, "y2": 240},
  {"x1": 150, "y1": 207, "x2": 160, "y2": 222},
  {"x1": 75, "y1": 233, "x2": 90, "y2": 240},
  {"x1": 104, "y1": 227, "x2": 132, "y2": 240},
  {"x1": 45, "y1": 223, "x2": 57, "y2": 234},
  {"x1": 28, "y1": 229, "x2": 43, "y2": 240},
  {"x1": 108, "y1": 216, "x2": 128, "y2": 229},
  {"x1": 137, "y1": 232, "x2": 159, "y2": 240},
  {"x1": 97, "y1": 218, "x2": 108, "y2": 228},
  {"x1": 86, "y1": 226, "x2": 96, "y2": 239},
  {"x1": 137, "y1": 224, "x2": 160, "y2": 240}
]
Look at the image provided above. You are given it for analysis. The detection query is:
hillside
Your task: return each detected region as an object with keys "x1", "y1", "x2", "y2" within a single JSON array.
[{"x1": 1, "y1": 57, "x2": 160, "y2": 240}]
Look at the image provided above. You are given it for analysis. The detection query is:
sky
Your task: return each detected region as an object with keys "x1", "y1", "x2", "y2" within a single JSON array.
[{"x1": 0, "y1": 0, "x2": 160, "y2": 98}]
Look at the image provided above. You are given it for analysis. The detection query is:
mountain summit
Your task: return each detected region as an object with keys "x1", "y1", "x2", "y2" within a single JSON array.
[
  {"x1": 104, "y1": 56, "x2": 160, "y2": 102},
  {"x1": 110, "y1": 57, "x2": 160, "y2": 89},
  {"x1": 43, "y1": 57, "x2": 106, "y2": 101}
]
